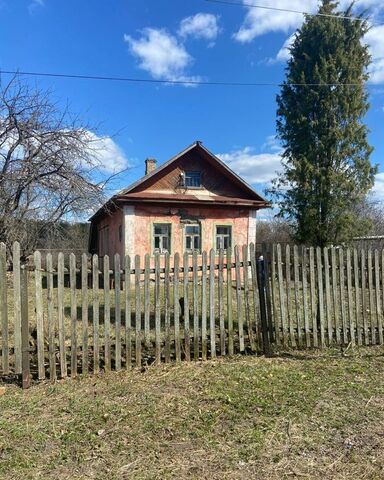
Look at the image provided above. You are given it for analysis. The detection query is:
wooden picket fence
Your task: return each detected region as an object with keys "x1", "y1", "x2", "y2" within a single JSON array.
[{"x1": 0, "y1": 241, "x2": 384, "y2": 387}]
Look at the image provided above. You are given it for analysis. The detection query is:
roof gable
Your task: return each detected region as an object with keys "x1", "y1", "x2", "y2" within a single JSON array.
[{"x1": 120, "y1": 141, "x2": 267, "y2": 203}]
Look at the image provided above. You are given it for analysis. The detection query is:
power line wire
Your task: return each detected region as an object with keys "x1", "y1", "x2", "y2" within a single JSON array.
[
  {"x1": 204, "y1": 0, "x2": 370, "y2": 23},
  {"x1": 0, "y1": 69, "x2": 376, "y2": 87}
]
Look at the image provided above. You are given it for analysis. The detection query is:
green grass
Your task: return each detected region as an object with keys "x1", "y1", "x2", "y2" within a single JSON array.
[{"x1": 1, "y1": 347, "x2": 384, "y2": 479}]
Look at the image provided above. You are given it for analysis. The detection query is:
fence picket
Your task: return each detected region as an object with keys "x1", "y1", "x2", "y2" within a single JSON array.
[
  {"x1": 346, "y1": 249, "x2": 354, "y2": 346},
  {"x1": 13, "y1": 242, "x2": 22, "y2": 374},
  {"x1": 174, "y1": 253, "x2": 181, "y2": 362},
  {"x1": 218, "y1": 249, "x2": 226, "y2": 355},
  {"x1": 183, "y1": 252, "x2": 191, "y2": 361},
  {"x1": 46, "y1": 253, "x2": 56, "y2": 380},
  {"x1": 331, "y1": 248, "x2": 340, "y2": 345},
  {"x1": 114, "y1": 254, "x2": 122, "y2": 371},
  {"x1": 354, "y1": 249, "x2": 362, "y2": 346},
  {"x1": 34, "y1": 251, "x2": 45, "y2": 380},
  {"x1": 234, "y1": 245, "x2": 244, "y2": 352},
  {"x1": 57, "y1": 252, "x2": 67, "y2": 377},
  {"x1": 192, "y1": 251, "x2": 199, "y2": 360},
  {"x1": 293, "y1": 246, "x2": 302, "y2": 348},
  {"x1": 20, "y1": 267, "x2": 30, "y2": 389},
  {"x1": 104, "y1": 255, "x2": 111, "y2": 371},
  {"x1": 276, "y1": 244, "x2": 287, "y2": 346},
  {"x1": 309, "y1": 247, "x2": 317, "y2": 347},
  {"x1": 242, "y1": 245, "x2": 255, "y2": 351},
  {"x1": 316, "y1": 247, "x2": 325, "y2": 347},
  {"x1": 209, "y1": 248, "x2": 216, "y2": 357},
  {"x1": 92, "y1": 254, "x2": 100, "y2": 373},
  {"x1": 125, "y1": 255, "x2": 132, "y2": 369},
  {"x1": 301, "y1": 247, "x2": 310, "y2": 348},
  {"x1": 0, "y1": 243, "x2": 9, "y2": 375},
  {"x1": 226, "y1": 248, "x2": 234, "y2": 355},
  {"x1": 70, "y1": 253, "x2": 77, "y2": 377},
  {"x1": 81, "y1": 253, "x2": 89, "y2": 374},
  {"x1": 262, "y1": 244, "x2": 274, "y2": 343},
  {"x1": 374, "y1": 250, "x2": 382, "y2": 345},
  {"x1": 323, "y1": 247, "x2": 332, "y2": 345},
  {"x1": 144, "y1": 253, "x2": 150, "y2": 346},
  {"x1": 367, "y1": 249, "x2": 375, "y2": 345},
  {"x1": 135, "y1": 255, "x2": 142, "y2": 367},
  {"x1": 155, "y1": 253, "x2": 161, "y2": 364},
  {"x1": 250, "y1": 243, "x2": 261, "y2": 349},
  {"x1": 361, "y1": 250, "x2": 369, "y2": 345},
  {"x1": 164, "y1": 252, "x2": 171, "y2": 363},
  {"x1": 381, "y1": 250, "x2": 384, "y2": 345},
  {"x1": 286, "y1": 245, "x2": 295, "y2": 347},
  {"x1": 339, "y1": 249, "x2": 347, "y2": 345},
  {"x1": 201, "y1": 251, "x2": 208, "y2": 359}
]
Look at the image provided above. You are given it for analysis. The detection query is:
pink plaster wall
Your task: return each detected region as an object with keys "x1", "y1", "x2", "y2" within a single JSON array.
[
  {"x1": 132, "y1": 204, "x2": 251, "y2": 258},
  {"x1": 97, "y1": 208, "x2": 124, "y2": 258}
]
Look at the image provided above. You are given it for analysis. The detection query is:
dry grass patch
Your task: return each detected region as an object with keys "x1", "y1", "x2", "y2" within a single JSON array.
[{"x1": 1, "y1": 347, "x2": 384, "y2": 479}]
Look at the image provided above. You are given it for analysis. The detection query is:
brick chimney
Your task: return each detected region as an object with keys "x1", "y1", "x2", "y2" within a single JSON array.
[{"x1": 145, "y1": 158, "x2": 157, "y2": 175}]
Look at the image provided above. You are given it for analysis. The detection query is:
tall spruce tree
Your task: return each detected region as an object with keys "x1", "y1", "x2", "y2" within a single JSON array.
[{"x1": 270, "y1": 0, "x2": 377, "y2": 247}]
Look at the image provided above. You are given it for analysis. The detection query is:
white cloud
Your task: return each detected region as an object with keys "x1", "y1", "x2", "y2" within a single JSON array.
[
  {"x1": 234, "y1": 0, "x2": 316, "y2": 43},
  {"x1": 365, "y1": 25, "x2": 384, "y2": 84},
  {"x1": 124, "y1": 28, "x2": 200, "y2": 84},
  {"x1": 217, "y1": 145, "x2": 282, "y2": 185},
  {"x1": 233, "y1": 0, "x2": 384, "y2": 81},
  {"x1": 234, "y1": 0, "x2": 383, "y2": 43},
  {"x1": 178, "y1": 13, "x2": 220, "y2": 42},
  {"x1": 261, "y1": 135, "x2": 282, "y2": 152},
  {"x1": 87, "y1": 132, "x2": 131, "y2": 174},
  {"x1": 372, "y1": 172, "x2": 384, "y2": 201},
  {"x1": 275, "y1": 33, "x2": 296, "y2": 63}
]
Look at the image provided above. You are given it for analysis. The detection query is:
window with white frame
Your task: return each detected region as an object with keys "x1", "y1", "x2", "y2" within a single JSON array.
[
  {"x1": 153, "y1": 224, "x2": 171, "y2": 253},
  {"x1": 216, "y1": 225, "x2": 232, "y2": 251},
  {"x1": 185, "y1": 224, "x2": 201, "y2": 253}
]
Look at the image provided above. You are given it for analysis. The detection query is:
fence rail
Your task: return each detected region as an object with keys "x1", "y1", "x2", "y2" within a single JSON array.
[{"x1": 1, "y1": 242, "x2": 384, "y2": 387}]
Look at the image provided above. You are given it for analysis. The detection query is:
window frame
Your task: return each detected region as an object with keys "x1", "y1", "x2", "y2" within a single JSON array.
[
  {"x1": 153, "y1": 223, "x2": 172, "y2": 254},
  {"x1": 215, "y1": 225, "x2": 232, "y2": 252},
  {"x1": 184, "y1": 223, "x2": 201, "y2": 254},
  {"x1": 184, "y1": 171, "x2": 202, "y2": 188}
]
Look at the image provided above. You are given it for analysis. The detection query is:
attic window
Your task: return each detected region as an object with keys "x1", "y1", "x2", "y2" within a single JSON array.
[{"x1": 184, "y1": 171, "x2": 201, "y2": 188}]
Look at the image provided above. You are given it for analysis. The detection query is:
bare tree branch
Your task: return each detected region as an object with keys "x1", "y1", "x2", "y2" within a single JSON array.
[{"x1": 0, "y1": 75, "x2": 126, "y2": 254}]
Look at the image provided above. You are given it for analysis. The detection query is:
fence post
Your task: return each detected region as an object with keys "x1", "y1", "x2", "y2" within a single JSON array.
[
  {"x1": 257, "y1": 254, "x2": 271, "y2": 355},
  {"x1": 0, "y1": 243, "x2": 9, "y2": 375},
  {"x1": 21, "y1": 266, "x2": 30, "y2": 389},
  {"x1": 262, "y1": 243, "x2": 274, "y2": 344}
]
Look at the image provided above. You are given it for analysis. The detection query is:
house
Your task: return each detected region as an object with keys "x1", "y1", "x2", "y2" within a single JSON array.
[{"x1": 88, "y1": 141, "x2": 269, "y2": 259}]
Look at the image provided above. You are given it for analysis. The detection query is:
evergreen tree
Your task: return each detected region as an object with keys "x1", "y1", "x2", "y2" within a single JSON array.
[{"x1": 270, "y1": 0, "x2": 377, "y2": 247}]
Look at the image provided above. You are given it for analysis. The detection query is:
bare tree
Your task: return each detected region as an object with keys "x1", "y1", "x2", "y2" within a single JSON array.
[
  {"x1": 0, "y1": 76, "x2": 120, "y2": 254},
  {"x1": 257, "y1": 214, "x2": 293, "y2": 245}
]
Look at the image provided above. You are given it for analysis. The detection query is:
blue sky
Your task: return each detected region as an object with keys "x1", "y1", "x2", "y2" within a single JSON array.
[{"x1": 1, "y1": 0, "x2": 384, "y2": 211}]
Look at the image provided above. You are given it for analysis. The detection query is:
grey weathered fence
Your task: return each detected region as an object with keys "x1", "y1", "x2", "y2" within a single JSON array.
[{"x1": 0, "y1": 242, "x2": 384, "y2": 387}]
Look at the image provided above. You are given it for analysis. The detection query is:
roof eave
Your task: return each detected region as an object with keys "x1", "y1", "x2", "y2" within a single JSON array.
[{"x1": 114, "y1": 195, "x2": 270, "y2": 208}]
